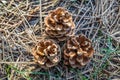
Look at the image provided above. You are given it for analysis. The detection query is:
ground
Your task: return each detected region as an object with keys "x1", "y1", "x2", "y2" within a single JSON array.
[{"x1": 0, "y1": 0, "x2": 120, "y2": 80}]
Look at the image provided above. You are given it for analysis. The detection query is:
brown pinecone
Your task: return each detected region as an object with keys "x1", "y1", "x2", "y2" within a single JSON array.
[
  {"x1": 32, "y1": 39, "x2": 61, "y2": 69},
  {"x1": 44, "y1": 7, "x2": 75, "y2": 41},
  {"x1": 63, "y1": 34, "x2": 94, "y2": 68}
]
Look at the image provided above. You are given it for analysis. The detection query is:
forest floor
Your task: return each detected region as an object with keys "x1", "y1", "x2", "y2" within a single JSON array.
[{"x1": 0, "y1": 0, "x2": 120, "y2": 80}]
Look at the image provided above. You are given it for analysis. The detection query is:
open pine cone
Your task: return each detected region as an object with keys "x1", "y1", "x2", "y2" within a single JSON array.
[
  {"x1": 44, "y1": 7, "x2": 75, "y2": 41},
  {"x1": 32, "y1": 39, "x2": 61, "y2": 69},
  {"x1": 63, "y1": 34, "x2": 94, "y2": 68}
]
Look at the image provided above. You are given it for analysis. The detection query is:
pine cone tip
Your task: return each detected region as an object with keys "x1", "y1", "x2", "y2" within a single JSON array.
[
  {"x1": 32, "y1": 39, "x2": 61, "y2": 69},
  {"x1": 44, "y1": 7, "x2": 75, "y2": 41},
  {"x1": 63, "y1": 34, "x2": 94, "y2": 68}
]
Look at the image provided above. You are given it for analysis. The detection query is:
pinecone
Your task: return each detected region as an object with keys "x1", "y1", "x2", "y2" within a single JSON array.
[
  {"x1": 44, "y1": 7, "x2": 75, "y2": 41},
  {"x1": 63, "y1": 34, "x2": 94, "y2": 68},
  {"x1": 32, "y1": 39, "x2": 61, "y2": 69}
]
